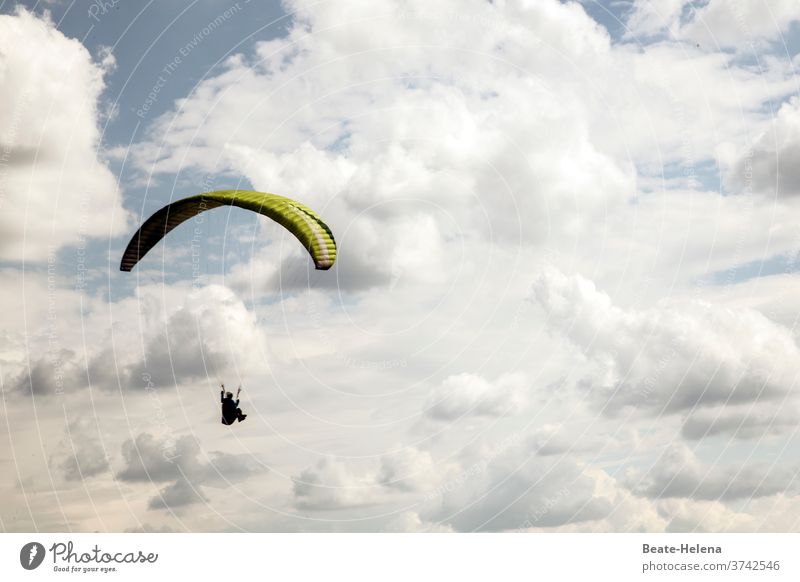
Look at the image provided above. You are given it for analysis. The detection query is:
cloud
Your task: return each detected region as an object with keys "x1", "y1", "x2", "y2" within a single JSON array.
[
  {"x1": 679, "y1": 0, "x2": 800, "y2": 48},
  {"x1": 659, "y1": 495, "x2": 800, "y2": 532},
  {"x1": 681, "y1": 404, "x2": 800, "y2": 440},
  {"x1": 287, "y1": 428, "x2": 598, "y2": 530},
  {"x1": 117, "y1": 433, "x2": 258, "y2": 511},
  {"x1": 126, "y1": 284, "x2": 267, "y2": 389},
  {"x1": 528, "y1": 423, "x2": 598, "y2": 457},
  {"x1": 10, "y1": 350, "x2": 82, "y2": 396},
  {"x1": 531, "y1": 267, "x2": 800, "y2": 438},
  {"x1": 424, "y1": 372, "x2": 528, "y2": 422},
  {"x1": 522, "y1": 468, "x2": 668, "y2": 533},
  {"x1": 625, "y1": 0, "x2": 687, "y2": 38},
  {"x1": 147, "y1": 477, "x2": 207, "y2": 510},
  {"x1": 386, "y1": 512, "x2": 454, "y2": 532},
  {"x1": 291, "y1": 446, "x2": 453, "y2": 511},
  {"x1": 232, "y1": 246, "x2": 392, "y2": 295},
  {"x1": 9, "y1": 345, "x2": 125, "y2": 397},
  {"x1": 116, "y1": 433, "x2": 192, "y2": 484},
  {"x1": 124, "y1": 0, "x2": 798, "y2": 307},
  {"x1": 57, "y1": 418, "x2": 110, "y2": 482},
  {"x1": 292, "y1": 457, "x2": 383, "y2": 511},
  {"x1": 0, "y1": 8, "x2": 128, "y2": 261},
  {"x1": 5, "y1": 283, "x2": 262, "y2": 398},
  {"x1": 378, "y1": 447, "x2": 440, "y2": 492},
  {"x1": 628, "y1": 444, "x2": 799, "y2": 501},
  {"x1": 124, "y1": 524, "x2": 178, "y2": 533},
  {"x1": 728, "y1": 97, "x2": 800, "y2": 197},
  {"x1": 626, "y1": 0, "x2": 800, "y2": 48},
  {"x1": 129, "y1": 0, "x2": 642, "y2": 270},
  {"x1": 127, "y1": 308, "x2": 229, "y2": 389},
  {"x1": 424, "y1": 438, "x2": 613, "y2": 532},
  {"x1": 4, "y1": 0, "x2": 800, "y2": 535}
]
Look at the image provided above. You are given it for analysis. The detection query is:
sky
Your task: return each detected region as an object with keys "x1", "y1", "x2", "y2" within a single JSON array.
[{"x1": 2, "y1": 0, "x2": 800, "y2": 533}]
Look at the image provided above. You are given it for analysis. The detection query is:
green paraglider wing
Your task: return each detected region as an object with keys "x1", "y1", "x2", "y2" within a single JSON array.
[{"x1": 120, "y1": 190, "x2": 336, "y2": 272}]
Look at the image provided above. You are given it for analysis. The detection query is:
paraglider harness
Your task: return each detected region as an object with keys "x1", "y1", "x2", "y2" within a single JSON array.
[{"x1": 221, "y1": 385, "x2": 247, "y2": 425}]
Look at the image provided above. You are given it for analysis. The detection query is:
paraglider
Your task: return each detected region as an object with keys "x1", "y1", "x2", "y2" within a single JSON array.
[
  {"x1": 220, "y1": 384, "x2": 247, "y2": 425},
  {"x1": 119, "y1": 189, "x2": 337, "y2": 272},
  {"x1": 120, "y1": 190, "x2": 338, "y2": 429}
]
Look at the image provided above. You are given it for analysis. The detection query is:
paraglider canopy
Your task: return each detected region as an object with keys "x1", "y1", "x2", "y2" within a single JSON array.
[{"x1": 120, "y1": 190, "x2": 337, "y2": 272}]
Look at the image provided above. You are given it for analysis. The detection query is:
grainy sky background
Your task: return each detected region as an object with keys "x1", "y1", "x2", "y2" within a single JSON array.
[{"x1": 2, "y1": 0, "x2": 800, "y2": 532}]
